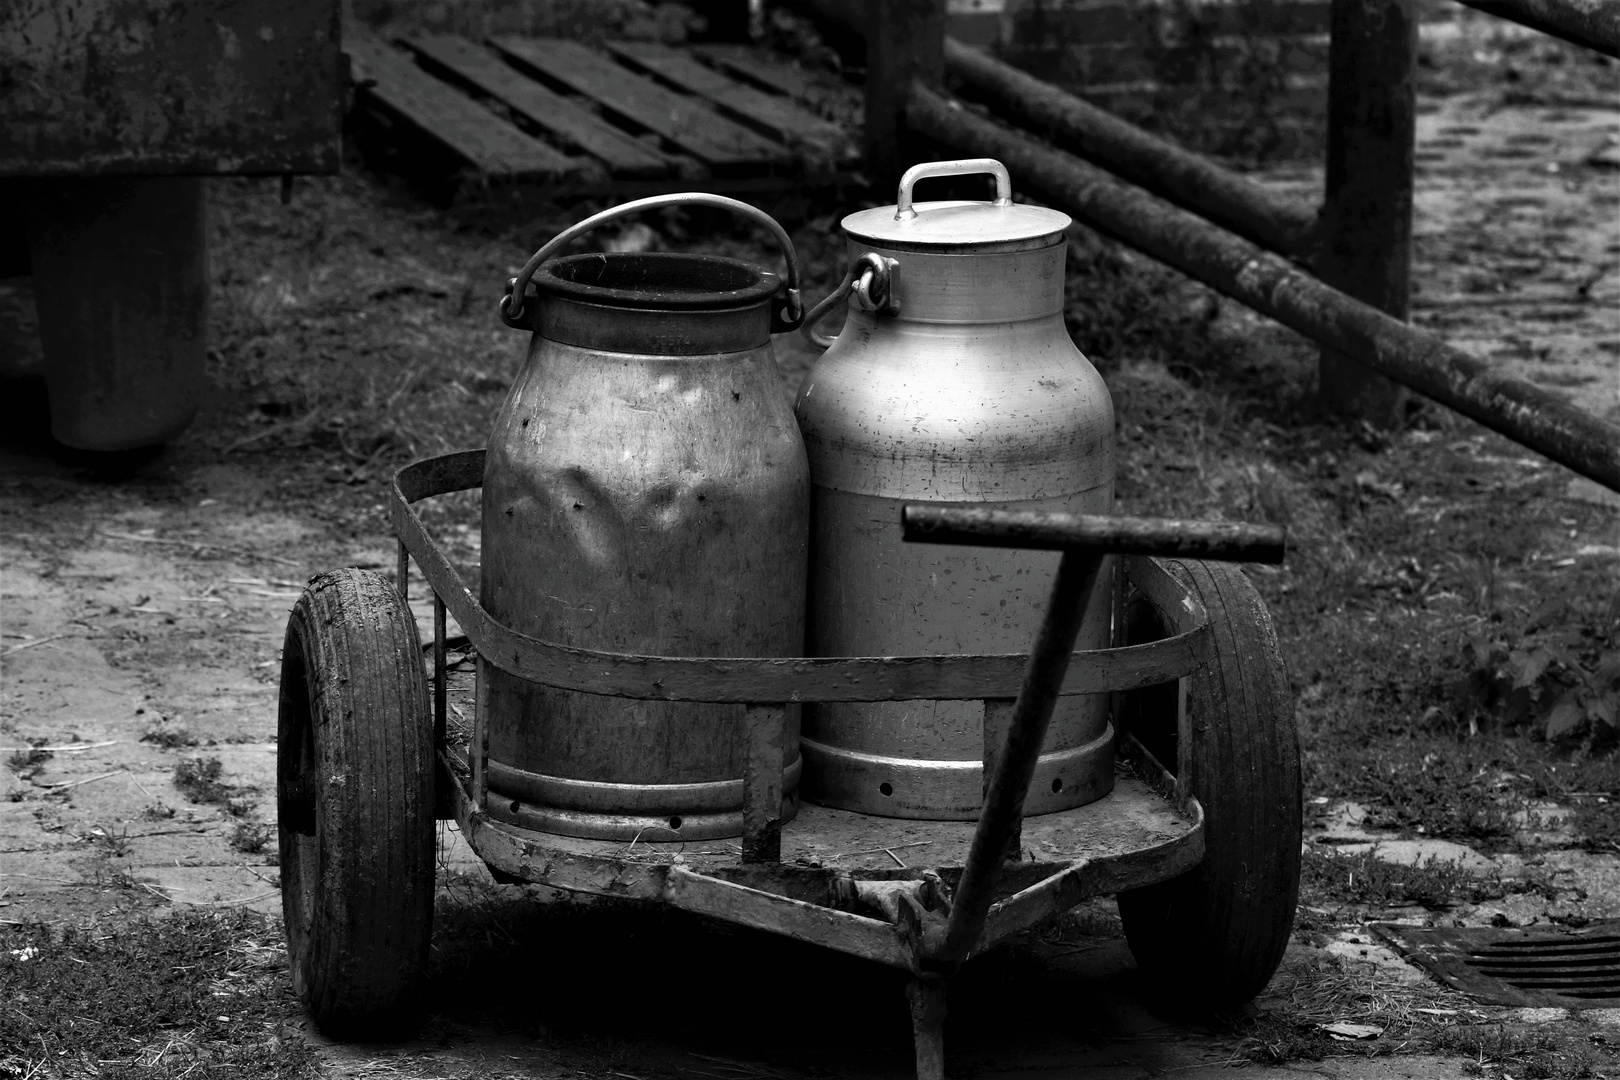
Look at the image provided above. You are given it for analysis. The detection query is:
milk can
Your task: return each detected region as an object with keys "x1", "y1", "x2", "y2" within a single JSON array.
[
  {"x1": 795, "y1": 159, "x2": 1116, "y2": 820},
  {"x1": 481, "y1": 194, "x2": 809, "y2": 841}
]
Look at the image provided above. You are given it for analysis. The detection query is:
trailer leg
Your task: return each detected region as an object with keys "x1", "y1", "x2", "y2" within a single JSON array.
[{"x1": 907, "y1": 976, "x2": 948, "y2": 1080}]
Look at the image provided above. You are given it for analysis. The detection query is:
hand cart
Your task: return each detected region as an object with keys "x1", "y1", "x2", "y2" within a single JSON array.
[{"x1": 275, "y1": 449, "x2": 1301, "y2": 1079}]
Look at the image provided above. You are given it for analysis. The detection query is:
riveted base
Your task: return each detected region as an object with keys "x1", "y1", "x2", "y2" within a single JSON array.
[
  {"x1": 483, "y1": 756, "x2": 803, "y2": 841},
  {"x1": 800, "y1": 723, "x2": 1113, "y2": 820},
  {"x1": 484, "y1": 786, "x2": 801, "y2": 842}
]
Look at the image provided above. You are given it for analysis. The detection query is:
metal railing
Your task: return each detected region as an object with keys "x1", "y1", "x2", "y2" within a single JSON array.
[{"x1": 796, "y1": 0, "x2": 1620, "y2": 492}]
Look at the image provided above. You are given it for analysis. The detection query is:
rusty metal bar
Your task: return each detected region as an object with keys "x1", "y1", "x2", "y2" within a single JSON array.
[
  {"x1": 981, "y1": 699, "x2": 1018, "y2": 862},
  {"x1": 741, "y1": 704, "x2": 786, "y2": 863},
  {"x1": 941, "y1": 39, "x2": 1318, "y2": 259},
  {"x1": 905, "y1": 84, "x2": 1620, "y2": 493},
  {"x1": 1452, "y1": 0, "x2": 1620, "y2": 56},
  {"x1": 1319, "y1": 0, "x2": 1418, "y2": 426},
  {"x1": 433, "y1": 593, "x2": 448, "y2": 756},
  {"x1": 396, "y1": 539, "x2": 410, "y2": 603},
  {"x1": 903, "y1": 506, "x2": 1287, "y2": 563},
  {"x1": 907, "y1": 977, "x2": 949, "y2": 1080},
  {"x1": 924, "y1": 551, "x2": 1104, "y2": 966}
]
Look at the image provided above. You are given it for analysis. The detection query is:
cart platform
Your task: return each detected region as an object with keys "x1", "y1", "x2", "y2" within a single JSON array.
[{"x1": 445, "y1": 732, "x2": 1202, "y2": 971}]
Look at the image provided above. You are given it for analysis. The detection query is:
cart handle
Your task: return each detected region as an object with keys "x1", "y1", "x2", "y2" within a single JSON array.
[
  {"x1": 908, "y1": 505, "x2": 1282, "y2": 967},
  {"x1": 499, "y1": 192, "x2": 804, "y2": 332},
  {"x1": 902, "y1": 506, "x2": 1286, "y2": 564}
]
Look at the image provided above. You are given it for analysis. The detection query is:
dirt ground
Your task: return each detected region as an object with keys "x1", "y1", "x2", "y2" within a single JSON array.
[{"x1": 3, "y1": 15, "x2": 1619, "y2": 1080}]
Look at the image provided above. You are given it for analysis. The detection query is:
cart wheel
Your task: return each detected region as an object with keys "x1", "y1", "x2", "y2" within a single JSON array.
[
  {"x1": 277, "y1": 568, "x2": 436, "y2": 1037},
  {"x1": 1116, "y1": 558, "x2": 1300, "y2": 1013}
]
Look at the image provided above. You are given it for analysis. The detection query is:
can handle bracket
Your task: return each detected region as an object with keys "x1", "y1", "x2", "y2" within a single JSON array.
[
  {"x1": 499, "y1": 193, "x2": 804, "y2": 331},
  {"x1": 800, "y1": 252, "x2": 900, "y2": 350}
]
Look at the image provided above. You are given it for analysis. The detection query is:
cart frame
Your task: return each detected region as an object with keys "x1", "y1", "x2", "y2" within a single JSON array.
[{"x1": 386, "y1": 448, "x2": 1284, "y2": 1075}]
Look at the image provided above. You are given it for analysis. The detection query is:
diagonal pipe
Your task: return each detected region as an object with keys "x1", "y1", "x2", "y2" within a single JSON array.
[
  {"x1": 943, "y1": 38, "x2": 1320, "y2": 260},
  {"x1": 1451, "y1": 0, "x2": 1620, "y2": 57}
]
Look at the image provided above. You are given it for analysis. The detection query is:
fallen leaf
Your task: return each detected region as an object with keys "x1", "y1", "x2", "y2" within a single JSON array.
[{"x1": 1320, "y1": 1021, "x2": 1383, "y2": 1040}]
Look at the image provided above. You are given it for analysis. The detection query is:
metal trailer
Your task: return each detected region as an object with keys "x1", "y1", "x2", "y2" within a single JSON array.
[{"x1": 275, "y1": 449, "x2": 1301, "y2": 1078}]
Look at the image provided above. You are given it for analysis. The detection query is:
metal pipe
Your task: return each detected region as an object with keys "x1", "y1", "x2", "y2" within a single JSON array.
[
  {"x1": 924, "y1": 551, "x2": 1104, "y2": 966},
  {"x1": 941, "y1": 39, "x2": 1319, "y2": 259},
  {"x1": 433, "y1": 593, "x2": 448, "y2": 755},
  {"x1": 905, "y1": 84, "x2": 1620, "y2": 493},
  {"x1": 903, "y1": 506, "x2": 1287, "y2": 564},
  {"x1": 1452, "y1": 0, "x2": 1619, "y2": 56}
]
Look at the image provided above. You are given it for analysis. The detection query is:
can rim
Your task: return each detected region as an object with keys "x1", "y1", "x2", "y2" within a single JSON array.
[{"x1": 536, "y1": 251, "x2": 781, "y2": 311}]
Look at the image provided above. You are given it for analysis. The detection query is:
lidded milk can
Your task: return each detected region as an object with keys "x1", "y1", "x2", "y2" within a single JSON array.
[
  {"x1": 796, "y1": 159, "x2": 1117, "y2": 820},
  {"x1": 481, "y1": 194, "x2": 809, "y2": 841}
]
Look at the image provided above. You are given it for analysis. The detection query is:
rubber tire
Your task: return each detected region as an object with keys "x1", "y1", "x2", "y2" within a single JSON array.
[
  {"x1": 277, "y1": 568, "x2": 436, "y2": 1038},
  {"x1": 1115, "y1": 558, "x2": 1301, "y2": 1014}
]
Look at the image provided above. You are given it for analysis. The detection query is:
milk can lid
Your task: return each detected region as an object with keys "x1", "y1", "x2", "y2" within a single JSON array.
[{"x1": 840, "y1": 158, "x2": 1071, "y2": 252}]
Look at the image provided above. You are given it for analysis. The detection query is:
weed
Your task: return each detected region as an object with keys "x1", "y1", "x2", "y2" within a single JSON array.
[
  {"x1": 1312, "y1": 736, "x2": 1525, "y2": 844},
  {"x1": 1300, "y1": 847, "x2": 1517, "y2": 909},
  {"x1": 172, "y1": 756, "x2": 230, "y2": 803},
  {"x1": 86, "y1": 824, "x2": 133, "y2": 859},
  {"x1": 1454, "y1": 594, "x2": 1620, "y2": 748},
  {"x1": 5, "y1": 743, "x2": 51, "y2": 780},
  {"x1": 1425, "y1": 1023, "x2": 1603, "y2": 1080},
  {"x1": 171, "y1": 757, "x2": 254, "y2": 817},
  {"x1": 229, "y1": 820, "x2": 274, "y2": 855},
  {"x1": 0, "y1": 910, "x2": 317, "y2": 1079},
  {"x1": 140, "y1": 725, "x2": 199, "y2": 749}
]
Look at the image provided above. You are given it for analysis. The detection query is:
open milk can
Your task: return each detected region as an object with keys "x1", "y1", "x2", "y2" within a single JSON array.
[
  {"x1": 796, "y1": 158, "x2": 1117, "y2": 819},
  {"x1": 481, "y1": 194, "x2": 809, "y2": 841}
]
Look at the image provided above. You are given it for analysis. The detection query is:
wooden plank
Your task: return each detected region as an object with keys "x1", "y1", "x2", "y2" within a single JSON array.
[
  {"x1": 402, "y1": 34, "x2": 674, "y2": 176},
  {"x1": 346, "y1": 30, "x2": 579, "y2": 180},
  {"x1": 490, "y1": 37, "x2": 789, "y2": 167},
  {"x1": 608, "y1": 41, "x2": 845, "y2": 151},
  {"x1": 692, "y1": 44, "x2": 813, "y2": 100}
]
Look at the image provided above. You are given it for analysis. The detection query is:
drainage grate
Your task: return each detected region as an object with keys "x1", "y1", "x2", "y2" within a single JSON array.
[{"x1": 1372, "y1": 922, "x2": 1620, "y2": 1009}]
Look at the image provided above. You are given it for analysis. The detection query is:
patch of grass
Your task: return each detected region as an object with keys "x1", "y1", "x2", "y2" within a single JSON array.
[
  {"x1": 1062, "y1": 228, "x2": 1226, "y2": 375},
  {"x1": 140, "y1": 725, "x2": 199, "y2": 749},
  {"x1": 1302, "y1": 848, "x2": 1492, "y2": 909},
  {"x1": 5, "y1": 743, "x2": 51, "y2": 780},
  {"x1": 1426, "y1": 1022, "x2": 1605, "y2": 1079},
  {"x1": 228, "y1": 821, "x2": 275, "y2": 857},
  {"x1": 171, "y1": 757, "x2": 254, "y2": 817},
  {"x1": 1316, "y1": 736, "x2": 1526, "y2": 843},
  {"x1": 172, "y1": 756, "x2": 230, "y2": 803},
  {"x1": 1299, "y1": 847, "x2": 1565, "y2": 910},
  {"x1": 0, "y1": 910, "x2": 314, "y2": 1079}
]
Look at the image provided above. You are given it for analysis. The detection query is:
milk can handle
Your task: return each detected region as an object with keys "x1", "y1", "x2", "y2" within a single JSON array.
[
  {"x1": 895, "y1": 158, "x2": 1013, "y2": 220},
  {"x1": 800, "y1": 252, "x2": 898, "y2": 349},
  {"x1": 499, "y1": 192, "x2": 804, "y2": 330}
]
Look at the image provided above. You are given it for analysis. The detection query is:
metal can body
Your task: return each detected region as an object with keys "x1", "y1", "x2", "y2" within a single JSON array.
[
  {"x1": 796, "y1": 186, "x2": 1116, "y2": 820},
  {"x1": 480, "y1": 251, "x2": 809, "y2": 841}
]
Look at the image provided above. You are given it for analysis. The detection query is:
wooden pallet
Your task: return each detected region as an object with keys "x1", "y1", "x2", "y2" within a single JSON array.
[{"x1": 346, "y1": 28, "x2": 858, "y2": 195}]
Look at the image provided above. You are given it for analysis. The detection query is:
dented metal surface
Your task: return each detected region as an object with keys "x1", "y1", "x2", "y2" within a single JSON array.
[
  {"x1": 480, "y1": 200, "x2": 810, "y2": 842},
  {"x1": 0, "y1": 0, "x2": 342, "y2": 176}
]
